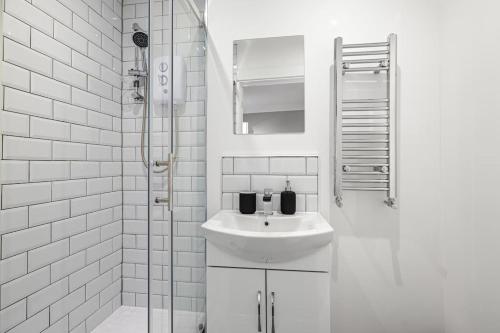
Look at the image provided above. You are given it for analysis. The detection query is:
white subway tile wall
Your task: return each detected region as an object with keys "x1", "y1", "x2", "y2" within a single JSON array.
[
  {"x1": 221, "y1": 157, "x2": 319, "y2": 212},
  {"x1": 0, "y1": 1, "x2": 123, "y2": 333},
  {"x1": 121, "y1": 0, "x2": 206, "y2": 312}
]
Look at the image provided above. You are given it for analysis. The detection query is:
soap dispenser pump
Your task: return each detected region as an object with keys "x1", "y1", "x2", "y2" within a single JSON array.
[{"x1": 280, "y1": 180, "x2": 296, "y2": 215}]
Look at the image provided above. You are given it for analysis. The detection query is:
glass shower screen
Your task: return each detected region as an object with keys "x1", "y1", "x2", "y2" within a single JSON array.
[{"x1": 147, "y1": 1, "x2": 207, "y2": 332}]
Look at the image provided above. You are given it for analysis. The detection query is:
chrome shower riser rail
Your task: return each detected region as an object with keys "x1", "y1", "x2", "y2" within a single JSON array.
[{"x1": 333, "y1": 34, "x2": 398, "y2": 208}]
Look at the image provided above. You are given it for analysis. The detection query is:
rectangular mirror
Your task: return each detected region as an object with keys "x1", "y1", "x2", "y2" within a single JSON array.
[{"x1": 233, "y1": 35, "x2": 305, "y2": 135}]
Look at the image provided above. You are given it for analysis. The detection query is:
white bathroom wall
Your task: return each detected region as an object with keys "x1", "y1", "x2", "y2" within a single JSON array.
[
  {"x1": 0, "y1": 1, "x2": 123, "y2": 332},
  {"x1": 206, "y1": 0, "x2": 444, "y2": 332},
  {"x1": 439, "y1": 1, "x2": 500, "y2": 332}
]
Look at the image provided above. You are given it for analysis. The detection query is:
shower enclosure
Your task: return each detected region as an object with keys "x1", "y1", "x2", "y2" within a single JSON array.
[
  {"x1": 0, "y1": 0, "x2": 206, "y2": 332},
  {"x1": 129, "y1": 0, "x2": 208, "y2": 332}
]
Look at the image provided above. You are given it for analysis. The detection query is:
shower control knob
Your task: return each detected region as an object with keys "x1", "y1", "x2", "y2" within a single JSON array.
[
  {"x1": 159, "y1": 75, "x2": 168, "y2": 86},
  {"x1": 159, "y1": 62, "x2": 168, "y2": 72}
]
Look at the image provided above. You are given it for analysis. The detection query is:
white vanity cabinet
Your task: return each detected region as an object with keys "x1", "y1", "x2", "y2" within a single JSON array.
[
  {"x1": 207, "y1": 267, "x2": 330, "y2": 333},
  {"x1": 202, "y1": 211, "x2": 333, "y2": 333}
]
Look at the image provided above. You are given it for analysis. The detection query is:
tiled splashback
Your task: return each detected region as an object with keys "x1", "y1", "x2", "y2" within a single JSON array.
[{"x1": 221, "y1": 156, "x2": 319, "y2": 212}]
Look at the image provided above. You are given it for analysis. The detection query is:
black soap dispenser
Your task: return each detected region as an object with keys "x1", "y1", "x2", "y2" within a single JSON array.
[{"x1": 280, "y1": 180, "x2": 296, "y2": 215}]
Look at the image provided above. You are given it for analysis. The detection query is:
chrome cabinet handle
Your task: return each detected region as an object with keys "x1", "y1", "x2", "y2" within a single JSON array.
[
  {"x1": 257, "y1": 291, "x2": 262, "y2": 332},
  {"x1": 271, "y1": 292, "x2": 276, "y2": 333}
]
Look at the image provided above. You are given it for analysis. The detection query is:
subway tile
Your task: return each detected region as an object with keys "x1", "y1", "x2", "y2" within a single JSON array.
[
  {"x1": 101, "y1": 191, "x2": 122, "y2": 208},
  {"x1": 1, "y1": 225, "x2": 51, "y2": 258},
  {"x1": 287, "y1": 176, "x2": 318, "y2": 194},
  {"x1": 89, "y1": 9, "x2": 113, "y2": 39},
  {"x1": 57, "y1": 0, "x2": 89, "y2": 21},
  {"x1": 0, "y1": 161, "x2": 29, "y2": 184},
  {"x1": 234, "y1": 157, "x2": 269, "y2": 174},
  {"x1": 71, "y1": 161, "x2": 100, "y2": 179},
  {"x1": 101, "y1": 66, "x2": 122, "y2": 88},
  {"x1": 0, "y1": 266, "x2": 50, "y2": 309},
  {"x1": 87, "y1": 208, "x2": 113, "y2": 230},
  {"x1": 222, "y1": 157, "x2": 233, "y2": 174},
  {"x1": 32, "y1": 0, "x2": 73, "y2": 27},
  {"x1": 27, "y1": 277, "x2": 68, "y2": 318},
  {"x1": 3, "y1": 38, "x2": 52, "y2": 77},
  {"x1": 100, "y1": 98, "x2": 121, "y2": 117},
  {"x1": 28, "y1": 239, "x2": 69, "y2": 272},
  {"x1": 0, "y1": 299, "x2": 26, "y2": 332},
  {"x1": 54, "y1": 22, "x2": 87, "y2": 55},
  {"x1": 53, "y1": 101, "x2": 88, "y2": 125},
  {"x1": 87, "y1": 145, "x2": 112, "y2": 161},
  {"x1": 69, "y1": 295, "x2": 99, "y2": 329},
  {"x1": 8, "y1": 308, "x2": 49, "y2": 333},
  {"x1": 101, "y1": 220, "x2": 121, "y2": 240},
  {"x1": 31, "y1": 29, "x2": 71, "y2": 65},
  {"x1": 31, "y1": 73, "x2": 72, "y2": 103},
  {"x1": 88, "y1": 76, "x2": 113, "y2": 99},
  {"x1": 53, "y1": 61, "x2": 88, "y2": 90},
  {"x1": 269, "y1": 157, "x2": 306, "y2": 175},
  {"x1": 0, "y1": 253, "x2": 27, "y2": 285},
  {"x1": 42, "y1": 316, "x2": 68, "y2": 333},
  {"x1": 100, "y1": 130, "x2": 121, "y2": 146},
  {"x1": 50, "y1": 252, "x2": 86, "y2": 282},
  {"x1": 28, "y1": 200, "x2": 70, "y2": 227},
  {"x1": 71, "y1": 124, "x2": 100, "y2": 144},
  {"x1": 73, "y1": 14, "x2": 101, "y2": 45},
  {"x1": 2, "y1": 13, "x2": 30, "y2": 46},
  {"x1": 5, "y1": 0, "x2": 54, "y2": 36},
  {"x1": 3, "y1": 136, "x2": 52, "y2": 160},
  {"x1": 101, "y1": 35, "x2": 121, "y2": 59},
  {"x1": 4, "y1": 87, "x2": 53, "y2": 118},
  {"x1": 0, "y1": 111, "x2": 29, "y2": 137},
  {"x1": 85, "y1": 271, "x2": 112, "y2": 299},
  {"x1": 50, "y1": 287, "x2": 85, "y2": 324},
  {"x1": 71, "y1": 195, "x2": 101, "y2": 216},
  {"x1": 88, "y1": 43, "x2": 113, "y2": 68},
  {"x1": 30, "y1": 118, "x2": 71, "y2": 141},
  {"x1": 53, "y1": 142, "x2": 87, "y2": 161},
  {"x1": 85, "y1": 300, "x2": 112, "y2": 332},
  {"x1": 30, "y1": 161, "x2": 70, "y2": 182},
  {"x1": 306, "y1": 194, "x2": 318, "y2": 212},
  {"x1": 69, "y1": 262, "x2": 100, "y2": 292},
  {"x1": 87, "y1": 178, "x2": 113, "y2": 196},
  {"x1": 72, "y1": 88, "x2": 101, "y2": 111},
  {"x1": 72, "y1": 51, "x2": 101, "y2": 78},
  {"x1": 1, "y1": 62, "x2": 30, "y2": 91},
  {"x1": 52, "y1": 179, "x2": 87, "y2": 201},
  {"x1": 88, "y1": 111, "x2": 113, "y2": 130},
  {"x1": 222, "y1": 175, "x2": 250, "y2": 192},
  {"x1": 101, "y1": 3, "x2": 120, "y2": 30},
  {"x1": 307, "y1": 157, "x2": 319, "y2": 175},
  {"x1": 1, "y1": 182, "x2": 52, "y2": 209},
  {"x1": 52, "y1": 216, "x2": 87, "y2": 241},
  {"x1": 0, "y1": 207, "x2": 28, "y2": 236},
  {"x1": 250, "y1": 175, "x2": 287, "y2": 193}
]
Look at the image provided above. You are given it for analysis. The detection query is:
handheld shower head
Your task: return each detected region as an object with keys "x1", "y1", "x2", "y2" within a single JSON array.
[{"x1": 132, "y1": 31, "x2": 149, "y2": 48}]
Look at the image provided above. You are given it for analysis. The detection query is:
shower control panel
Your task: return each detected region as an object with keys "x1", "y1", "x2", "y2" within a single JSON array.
[{"x1": 153, "y1": 56, "x2": 186, "y2": 105}]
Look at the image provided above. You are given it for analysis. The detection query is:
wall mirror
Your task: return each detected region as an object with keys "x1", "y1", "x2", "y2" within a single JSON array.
[{"x1": 233, "y1": 35, "x2": 305, "y2": 135}]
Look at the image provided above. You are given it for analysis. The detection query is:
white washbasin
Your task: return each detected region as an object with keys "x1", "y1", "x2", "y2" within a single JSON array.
[{"x1": 201, "y1": 210, "x2": 334, "y2": 263}]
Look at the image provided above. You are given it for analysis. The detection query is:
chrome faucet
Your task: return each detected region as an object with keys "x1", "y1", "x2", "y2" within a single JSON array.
[{"x1": 263, "y1": 188, "x2": 273, "y2": 216}]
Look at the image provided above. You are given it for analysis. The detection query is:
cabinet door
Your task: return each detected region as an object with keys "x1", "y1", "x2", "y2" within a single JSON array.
[
  {"x1": 267, "y1": 270, "x2": 330, "y2": 333},
  {"x1": 207, "y1": 267, "x2": 266, "y2": 333}
]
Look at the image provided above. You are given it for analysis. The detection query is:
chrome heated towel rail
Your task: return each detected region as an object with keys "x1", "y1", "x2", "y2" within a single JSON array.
[{"x1": 333, "y1": 34, "x2": 397, "y2": 208}]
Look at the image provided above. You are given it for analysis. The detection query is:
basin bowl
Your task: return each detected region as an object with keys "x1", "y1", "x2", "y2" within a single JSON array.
[{"x1": 201, "y1": 211, "x2": 334, "y2": 263}]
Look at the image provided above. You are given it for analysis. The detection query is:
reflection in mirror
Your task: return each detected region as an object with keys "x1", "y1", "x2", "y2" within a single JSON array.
[{"x1": 233, "y1": 35, "x2": 305, "y2": 134}]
